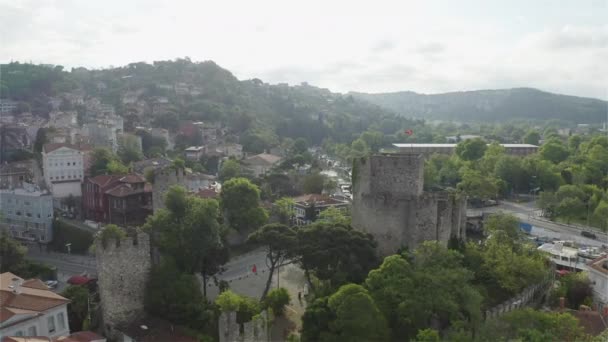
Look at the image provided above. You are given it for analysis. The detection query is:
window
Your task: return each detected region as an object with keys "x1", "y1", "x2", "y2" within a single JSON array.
[
  {"x1": 47, "y1": 315, "x2": 55, "y2": 333},
  {"x1": 28, "y1": 326, "x2": 37, "y2": 335},
  {"x1": 57, "y1": 312, "x2": 66, "y2": 330},
  {"x1": 15, "y1": 331, "x2": 23, "y2": 337}
]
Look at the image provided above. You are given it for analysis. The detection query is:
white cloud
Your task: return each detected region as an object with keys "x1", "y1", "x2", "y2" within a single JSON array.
[{"x1": 0, "y1": 0, "x2": 605, "y2": 99}]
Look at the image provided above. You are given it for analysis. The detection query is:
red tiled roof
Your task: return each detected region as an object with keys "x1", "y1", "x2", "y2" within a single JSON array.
[
  {"x1": 119, "y1": 174, "x2": 145, "y2": 183},
  {"x1": 196, "y1": 187, "x2": 219, "y2": 199},
  {"x1": 22, "y1": 279, "x2": 50, "y2": 290},
  {"x1": 587, "y1": 255, "x2": 608, "y2": 275},
  {"x1": 43, "y1": 143, "x2": 89, "y2": 154},
  {"x1": 292, "y1": 194, "x2": 348, "y2": 206},
  {"x1": 0, "y1": 272, "x2": 69, "y2": 323},
  {"x1": 105, "y1": 184, "x2": 137, "y2": 197},
  {"x1": 87, "y1": 175, "x2": 124, "y2": 187}
]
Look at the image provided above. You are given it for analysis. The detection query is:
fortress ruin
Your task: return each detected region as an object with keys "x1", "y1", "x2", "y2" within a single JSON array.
[{"x1": 352, "y1": 153, "x2": 467, "y2": 255}]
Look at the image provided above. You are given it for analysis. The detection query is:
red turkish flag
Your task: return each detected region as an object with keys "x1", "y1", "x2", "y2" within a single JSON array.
[{"x1": 404, "y1": 129, "x2": 413, "y2": 136}]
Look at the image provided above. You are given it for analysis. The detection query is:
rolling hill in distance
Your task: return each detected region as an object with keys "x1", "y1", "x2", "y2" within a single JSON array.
[{"x1": 350, "y1": 88, "x2": 608, "y2": 124}]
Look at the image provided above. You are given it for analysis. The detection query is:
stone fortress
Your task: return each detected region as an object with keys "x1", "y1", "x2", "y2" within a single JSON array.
[{"x1": 352, "y1": 152, "x2": 467, "y2": 255}]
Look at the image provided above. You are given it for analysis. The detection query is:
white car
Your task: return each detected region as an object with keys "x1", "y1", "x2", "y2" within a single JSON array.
[{"x1": 45, "y1": 280, "x2": 58, "y2": 289}]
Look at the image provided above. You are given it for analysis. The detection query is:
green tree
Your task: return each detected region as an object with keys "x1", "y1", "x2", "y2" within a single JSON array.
[
  {"x1": 457, "y1": 168, "x2": 498, "y2": 201},
  {"x1": 455, "y1": 138, "x2": 487, "y2": 161},
  {"x1": 0, "y1": 232, "x2": 27, "y2": 273},
  {"x1": 316, "y1": 206, "x2": 351, "y2": 226},
  {"x1": 350, "y1": 138, "x2": 370, "y2": 159},
  {"x1": 292, "y1": 137, "x2": 309, "y2": 155},
  {"x1": 89, "y1": 148, "x2": 114, "y2": 176},
  {"x1": 272, "y1": 197, "x2": 295, "y2": 225},
  {"x1": 118, "y1": 134, "x2": 144, "y2": 164},
  {"x1": 557, "y1": 197, "x2": 585, "y2": 224},
  {"x1": 107, "y1": 159, "x2": 129, "y2": 174},
  {"x1": 219, "y1": 159, "x2": 242, "y2": 182},
  {"x1": 302, "y1": 173, "x2": 326, "y2": 194},
  {"x1": 264, "y1": 287, "x2": 291, "y2": 316},
  {"x1": 215, "y1": 290, "x2": 261, "y2": 324},
  {"x1": 522, "y1": 130, "x2": 540, "y2": 145},
  {"x1": 366, "y1": 243, "x2": 482, "y2": 340},
  {"x1": 540, "y1": 140, "x2": 569, "y2": 164},
  {"x1": 296, "y1": 222, "x2": 378, "y2": 289},
  {"x1": 144, "y1": 186, "x2": 223, "y2": 298},
  {"x1": 331, "y1": 285, "x2": 389, "y2": 342},
  {"x1": 62, "y1": 285, "x2": 89, "y2": 331},
  {"x1": 145, "y1": 260, "x2": 215, "y2": 330},
  {"x1": 415, "y1": 329, "x2": 441, "y2": 342},
  {"x1": 221, "y1": 178, "x2": 268, "y2": 234},
  {"x1": 477, "y1": 308, "x2": 588, "y2": 342},
  {"x1": 248, "y1": 224, "x2": 297, "y2": 299},
  {"x1": 97, "y1": 224, "x2": 127, "y2": 248},
  {"x1": 593, "y1": 200, "x2": 608, "y2": 231}
]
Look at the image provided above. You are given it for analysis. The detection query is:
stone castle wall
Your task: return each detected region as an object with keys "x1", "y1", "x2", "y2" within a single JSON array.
[
  {"x1": 95, "y1": 232, "x2": 151, "y2": 328},
  {"x1": 152, "y1": 167, "x2": 185, "y2": 212},
  {"x1": 352, "y1": 153, "x2": 466, "y2": 255}
]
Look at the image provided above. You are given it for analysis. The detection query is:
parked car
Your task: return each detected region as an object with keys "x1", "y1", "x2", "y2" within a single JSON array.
[
  {"x1": 581, "y1": 231, "x2": 597, "y2": 239},
  {"x1": 44, "y1": 280, "x2": 58, "y2": 289}
]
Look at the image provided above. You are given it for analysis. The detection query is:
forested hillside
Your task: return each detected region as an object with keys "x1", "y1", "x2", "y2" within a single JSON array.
[
  {"x1": 0, "y1": 60, "x2": 419, "y2": 150},
  {"x1": 351, "y1": 88, "x2": 607, "y2": 123}
]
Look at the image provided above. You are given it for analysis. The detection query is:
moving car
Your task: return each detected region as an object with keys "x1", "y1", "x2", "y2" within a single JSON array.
[{"x1": 580, "y1": 231, "x2": 597, "y2": 239}]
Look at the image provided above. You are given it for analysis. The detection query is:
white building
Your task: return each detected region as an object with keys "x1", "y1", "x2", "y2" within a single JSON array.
[
  {"x1": 537, "y1": 242, "x2": 588, "y2": 271},
  {"x1": 185, "y1": 146, "x2": 205, "y2": 161},
  {"x1": 587, "y1": 255, "x2": 608, "y2": 313},
  {"x1": 42, "y1": 143, "x2": 87, "y2": 200},
  {"x1": 243, "y1": 153, "x2": 282, "y2": 178},
  {"x1": 0, "y1": 272, "x2": 70, "y2": 339},
  {"x1": 0, "y1": 184, "x2": 54, "y2": 242}
]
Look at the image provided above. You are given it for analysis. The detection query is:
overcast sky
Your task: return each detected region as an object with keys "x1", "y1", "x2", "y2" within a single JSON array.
[{"x1": 1, "y1": 0, "x2": 607, "y2": 99}]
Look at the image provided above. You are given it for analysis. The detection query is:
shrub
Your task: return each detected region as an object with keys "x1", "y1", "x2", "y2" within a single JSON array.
[{"x1": 264, "y1": 287, "x2": 291, "y2": 317}]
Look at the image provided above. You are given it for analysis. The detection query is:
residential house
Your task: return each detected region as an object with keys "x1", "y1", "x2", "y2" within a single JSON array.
[
  {"x1": 212, "y1": 143, "x2": 243, "y2": 159},
  {"x1": 42, "y1": 144, "x2": 90, "y2": 201},
  {"x1": 0, "y1": 184, "x2": 53, "y2": 242},
  {"x1": 292, "y1": 194, "x2": 350, "y2": 226},
  {"x1": 184, "y1": 146, "x2": 204, "y2": 161},
  {"x1": 82, "y1": 174, "x2": 152, "y2": 226},
  {"x1": 587, "y1": 255, "x2": 608, "y2": 313},
  {"x1": 0, "y1": 272, "x2": 70, "y2": 339},
  {"x1": 0, "y1": 161, "x2": 33, "y2": 189},
  {"x1": 105, "y1": 176, "x2": 153, "y2": 227},
  {"x1": 242, "y1": 153, "x2": 282, "y2": 177}
]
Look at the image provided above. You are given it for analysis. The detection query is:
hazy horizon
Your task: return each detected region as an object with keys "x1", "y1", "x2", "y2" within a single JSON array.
[{"x1": 1, "y1": 0, "x2": 606, "y2": 99}]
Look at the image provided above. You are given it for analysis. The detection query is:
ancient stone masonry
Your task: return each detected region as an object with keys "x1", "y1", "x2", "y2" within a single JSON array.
[
  {"x1": 218, "y1": 310, "x2": 268, "y2": 342},
  {"x1": 95, "y1": 232, "x2": 151, "y2": 330},
  {"x1": 352, "y1": 153, "x2": 467, "y2": 256},
  {"x1": 152, "y1": 167, "x2": 185, "y2": 212}
]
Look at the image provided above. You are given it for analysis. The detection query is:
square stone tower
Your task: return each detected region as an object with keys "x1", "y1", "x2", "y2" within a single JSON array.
[{"x1": 352, "y1": 153, "x2": 466, "y2": 255}]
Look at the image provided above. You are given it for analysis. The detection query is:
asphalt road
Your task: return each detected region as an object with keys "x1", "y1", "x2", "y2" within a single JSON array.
[
  {"x1": 23, "y1": 247, "x2": 96, "y2": 293},
  {"x1": 477, "y1": 200, "x2": 608, "y2": 247}
]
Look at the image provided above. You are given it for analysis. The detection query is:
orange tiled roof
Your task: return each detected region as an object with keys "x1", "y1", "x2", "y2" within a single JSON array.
[{"x1": 0, "y1": 272, "x2": 69, "y2": 323}]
